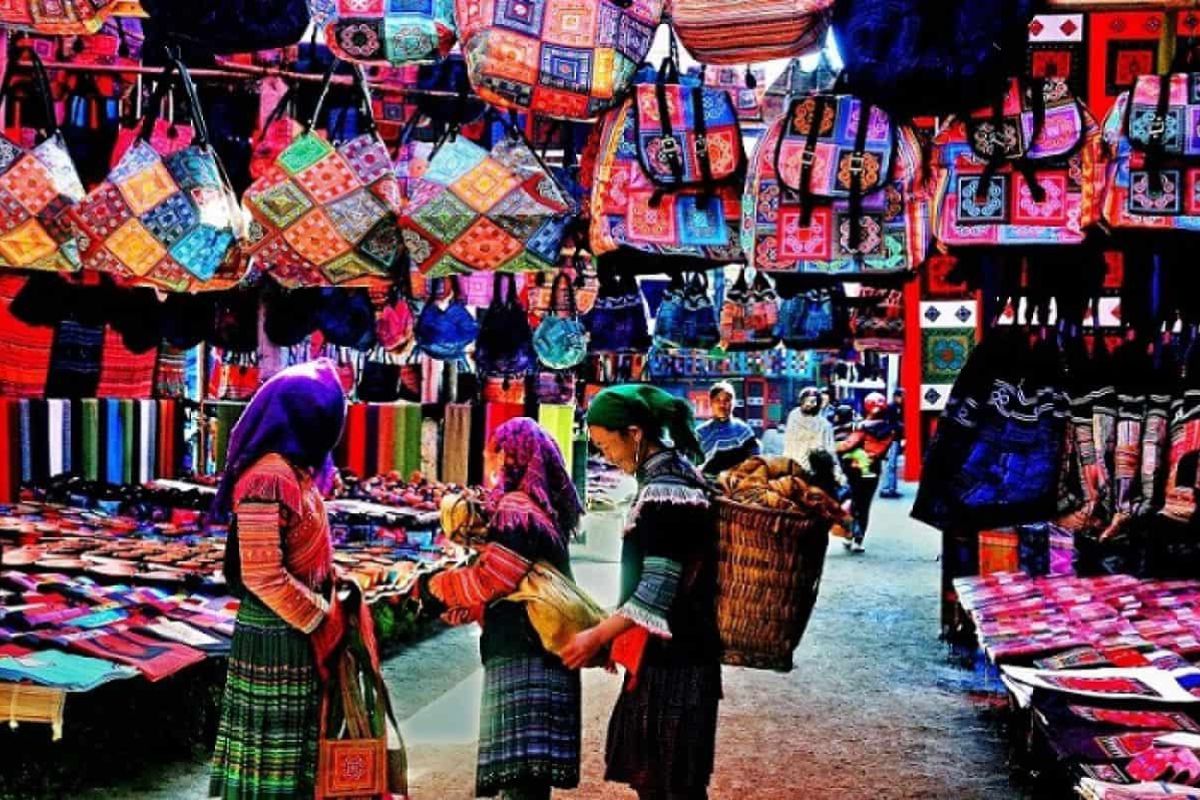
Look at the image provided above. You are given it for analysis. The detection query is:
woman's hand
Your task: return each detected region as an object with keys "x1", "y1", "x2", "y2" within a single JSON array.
[{"x1": 560, "y1": 627, "x2": 605, "y2": 670}]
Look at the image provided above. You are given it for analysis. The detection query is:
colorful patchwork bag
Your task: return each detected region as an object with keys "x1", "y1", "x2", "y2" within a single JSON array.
[
  {"x1": 70, "y1": 58, "x2": 246, "y2": 292},
  {"x1": 702, "y1": 66, "x2": 767, "y2": 125},
  {"x1": 583, "y1": 266, "x2": 649, "y2": 352},
  {"x1": 0, "y1": 50, "x2": 87, "y2": 273},
  {"x1": 326, "y1": 0, "x2": 457, "y2": 66},
  {"x1": 399, "y1": 113, "x2": 575, "y2": 277},
  {"x1": 653, "y1": 271, "x2": 719, "y2": 350},
  {"x1": 670, "y1": 0, "x2": 832, "y2": 66},
  {"x1": 533, "y1": 271, "x2": 588, "y2": 369},
  {"x1": 719, "y1": 268, "x2": 778, "y2": 351},
  {"x1": 1102, "y1": 73, "x2": 1200, "y2": 232},
  {"x1": 774, "y1": 285, "x2": 843, "y2": 349},
  {"x1": 741, "y1": 93, "x2": 930, "y2": 276},
  {"x1": 932, "y1": 78, "x2": 1105, "y2": 247},
  {"x1": 590, "y1": 62, "x2": 746, "y2": 267},
  {"x1": 762, "y1": 53, "x2": 839, "y2": 124},
  {"x1": 454, "y1": 0, "x2": 664, "y2": 121},
  {"x1": 243, "y1": 62, "x2": 402, "y2": 288},
  {"x1": 848, "y1": 286, "x2": 904, "y2": 353},
  {"x1": 0, "y1": 0, "x2": 120, "y2": 34}
]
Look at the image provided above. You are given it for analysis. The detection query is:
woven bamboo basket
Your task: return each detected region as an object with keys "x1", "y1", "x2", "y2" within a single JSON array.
[{"x1": 715, "y1": 496, "x2": 832, "y2": 672}]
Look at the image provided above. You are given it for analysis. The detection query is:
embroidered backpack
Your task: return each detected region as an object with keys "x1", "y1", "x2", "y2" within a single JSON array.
[
  {"x1": 932, "y1": 78, "x2": 1105, "y2": 247},
  {"x1": 1102, "y1": 73, "x2": 1200, "y2": 232},
  {"x1": 454, "y1": 0, "x2": 664, "y2": 121},
  {"x1": 653, "y1": 271, "x2": 720, "y2": 351},
  {"x1": 0, "y1": 49, "x2": 87, "y2": 273},
  {"x1": 242, "y1": 62, "x2": 403, "y2": 288},
  {"x1": 590, "y1": 62, "x2": 746, "y2": 268},
  {"x1": 399, "y1": 113, "x2": 575, "y2": 277},
  {"x1": 325, "y1": 0, "x2": 457, "y2": 66},
  {"x1": 719, "y1": 268, "x2": 778, "y2": 351},
  {"x1": 670, "y1": 0, "x2": 832, "y2": 66},
  {"x1": 741, "y1": 93, "x2": 930, "y2": 276}
]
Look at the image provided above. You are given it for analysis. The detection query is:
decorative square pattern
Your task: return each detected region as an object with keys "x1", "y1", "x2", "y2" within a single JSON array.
[
  {"x1": 454, "y1": 158, "x2": 521, "y2": 212},
  {"x1": 543, "y1": 0, "x2": 597, "y2": 47},
  {"x1": 279, "y1": 134, "x2": 336, "y2": 176},
  {"x1": 327, "y1": 190, "x2": 387, "y2": 243},
  {"x1": 255, "y1": 181, "x2": 314, "y2": 228},
  {"x1": 0, "y1": 186, "x2": 30, "y2": 233},
  {"x1": 73, "y1": 183, "x2": 134, "y2": 239},
  {"x1": 0, "y1": 155, "x2": 56, "y2": 214},
  {"x1": 105, "y1": 218, "x2": 166, "y2": 277},
  {"x1": 117, "y1": 162, "x2": 177, "y2": 216},
  {"x1": 282, "y1": 208, "x2": 352, "y2": 266},
  {"x1": 170, "y1": 226, "x2": 234, "y2": 282},
  {"x1": 296, "y1": 154, "x2": 359, "y2": 205},
  {"x1": 411, "y1": 189, "x2": 477, "y2": 242},
  {"x1": 495, "y1": 0, "x2": 544, "y2": 35},
  {"x1": 0, "y1": 219, "x2": 57, "y2": 267},
  {"x1": 447, "y1": 217, "x2": 522, "y2": 270},
  {"x1": 539, "y1": 45, "x2": 592, "y2": 93}
]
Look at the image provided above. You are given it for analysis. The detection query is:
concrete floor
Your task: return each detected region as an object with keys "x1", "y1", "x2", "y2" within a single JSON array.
[{"x1": 85, "y1": 485, "x2": 1030, "y2": 799}]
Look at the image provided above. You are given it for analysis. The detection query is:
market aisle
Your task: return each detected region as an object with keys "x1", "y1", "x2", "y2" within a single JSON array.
[{"x1": 401, "y1": 488, "x2": 1028, "y2": 800}]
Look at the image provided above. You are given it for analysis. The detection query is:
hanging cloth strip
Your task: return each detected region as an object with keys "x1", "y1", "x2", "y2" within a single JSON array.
[
  {"x1": 397, "y1": 402, "x2": 423, "y2": 478},
  {"x1": 538, "y1": 403, "x2": 575, "y2": 475},
  {"x1": 365, "y1": 404, "x2": 382, "y2": 478},
  {"x1": 47, "y1": 399, "x2": 64, "y2": 478},
  {"x1": 96, "y1": 327, "x2": 157, "y2": 399},
  {"x1": 105, "y1": 399, "x2": 124, "y2": 486},
  {"x1": 441, "y1": 403, "x2": 471, "y2": 487},
  {"x1": 18, "y1": 399, "x2": 31, "y2": 486},
  {"x1": 120, "y1": 399, "x2": 135, "y2": 486},
  {"x1": 0, "y1": 399, "x2": 14, "y2": 503},
  {"x1": 81, "y1": 399, "x2": 99, "y2": 481},
  {"x1": 0, "y1": 276, "x2": 53, "y2": 399},
  {"x1": 421, "y1": 418, "x2": 439, "y2": 480},
  {"x1": 343, "y1": 403, "x2": 369, "y2": 479},
  {"x1": 376, "y1": 403, "x2": 397, "y2": 477}
]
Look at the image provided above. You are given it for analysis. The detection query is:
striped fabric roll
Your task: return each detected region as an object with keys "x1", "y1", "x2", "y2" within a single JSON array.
[
  {"x1": 670, "y1": 0, "x2": 832, "y2": 65},
  {"x1": 48, "y1": 400, "x2": 65, "y2": 478},
  {"x1": 421, "y1": 418, "x2": 440, "y2": 480},
  {"x1": 96, "y1": 327, "x2": 157, "y2": 399},
  {"x1": 18, "y1": 400, "x2": 32, "y2": 485},
  {"x1": 81, "y1": 399, "x2": 99, "y2": 481},
  {"x1": 0, "y1": 400, "x2": 13, "y2": 502},
  {"x1": 120, "y1": 400, "x2": 135, "y2": 485},
  {"x1": 399, "y1": 402, "x2": 423, "y2": 477},
  {"x1": 343, "y1": 403, "x2": 369, "y2": 479},
  {"x1": 105, "y1": 400, "x2": 124, "y2": 486},
  {"x1": 376, "y1": 404, "x2": 397, "y2": 476},
  {"x1": 442, "y1": 403, "x2": 471, "y2": 487},
  {"x1": 537, "y1": 403, "x2": 576, "y2": 474}
]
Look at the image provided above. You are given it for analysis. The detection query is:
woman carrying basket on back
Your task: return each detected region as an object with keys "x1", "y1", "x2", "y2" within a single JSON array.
[{"x1": 563, "y1": 385, "x2": 723, "y2": 800}]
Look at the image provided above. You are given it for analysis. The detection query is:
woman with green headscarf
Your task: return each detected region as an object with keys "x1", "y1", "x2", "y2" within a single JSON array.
[{"x1": 561, "y1": 385, "x2": 722, "y2": 800}]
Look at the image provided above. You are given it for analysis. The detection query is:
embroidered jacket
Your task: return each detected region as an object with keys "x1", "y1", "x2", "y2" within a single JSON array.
[
  {"x1": 232, "y1": 454, "x2": 334, "y2": 634},
  {"x1": 619, "y1": 449, "x2": 722, "y2": 667}
]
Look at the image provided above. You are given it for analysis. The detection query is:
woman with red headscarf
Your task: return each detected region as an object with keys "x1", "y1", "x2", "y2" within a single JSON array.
[{"x1": 415, "y1": 417, "x2": 584, "y2": 800}]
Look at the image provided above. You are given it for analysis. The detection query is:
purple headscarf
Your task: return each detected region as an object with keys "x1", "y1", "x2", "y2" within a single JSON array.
[
  {"x1": 212, "y1": 359, "x2": 348, "y2": 520},
  {"x1": 489, "y1": 417, "x2": 582, "y2": 542}
]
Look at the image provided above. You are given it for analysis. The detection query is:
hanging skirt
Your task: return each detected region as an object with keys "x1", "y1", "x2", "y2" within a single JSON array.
[
  {"x1": 476, "y1": 654, "x2": 582, "y2": 797},
  {"x1": 605, "y1": 663, "x2": 723, "y2": 794},
  {"x1": 209, "y1": 595, "x2": 320, "y2": 800}
]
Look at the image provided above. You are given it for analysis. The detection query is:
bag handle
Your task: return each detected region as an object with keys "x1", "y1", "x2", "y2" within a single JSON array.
[
  {"x1": 141, "y1": 55, "x2": 210, "y2": 149},
  {"x1": 0, "y1": 45, "x2": 57, "y2": 138},
  {"x1": 306, "y1": 59, "x2": 376, "y2": 137}
]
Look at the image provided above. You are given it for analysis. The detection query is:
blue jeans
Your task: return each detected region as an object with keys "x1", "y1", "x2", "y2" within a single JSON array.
[{"x1": 880, "y1": 440, "x2": 901, "y2": 495}]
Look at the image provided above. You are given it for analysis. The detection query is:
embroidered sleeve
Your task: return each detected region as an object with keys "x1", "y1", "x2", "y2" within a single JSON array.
[
  {"x1": 617, "y1": 556, "x2": 681, "y2": 639},
  {"x1": 235, "y1": 500, "x2": 328, "y2": 634},
  {"x1": 425, "y1": 543, "x2": 532, "y2": 613}
]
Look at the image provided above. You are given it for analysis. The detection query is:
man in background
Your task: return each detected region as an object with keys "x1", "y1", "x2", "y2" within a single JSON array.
[{"x1": 696, "y1": 381, "x2": 760, "y2": 477}]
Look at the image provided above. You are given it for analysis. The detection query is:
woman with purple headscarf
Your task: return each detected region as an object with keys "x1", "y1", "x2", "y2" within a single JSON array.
[
  {"x1": 209, "y1": 360, "x2": 347, "y2": 800},
  {"x1": 415, "y1": 417, "x2": 584, "y2": 800}
]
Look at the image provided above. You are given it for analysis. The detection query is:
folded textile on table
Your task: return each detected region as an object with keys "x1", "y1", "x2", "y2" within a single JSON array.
[
  {"x1": 65, "y1": 628, "x2": 206, "y2": 682},
  {"x1": 0, "y1": 649, "x2": 139, "y2": 692}
]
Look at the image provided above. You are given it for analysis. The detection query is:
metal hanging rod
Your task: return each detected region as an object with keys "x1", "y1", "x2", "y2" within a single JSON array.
[{"x1": 10, "y1": 58, "x2": 467, "y2": 99}]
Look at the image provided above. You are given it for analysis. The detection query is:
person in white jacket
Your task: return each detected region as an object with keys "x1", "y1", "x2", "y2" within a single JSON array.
[{"x1": 783, "y1": 386, "x2": 846, "y2": 495}]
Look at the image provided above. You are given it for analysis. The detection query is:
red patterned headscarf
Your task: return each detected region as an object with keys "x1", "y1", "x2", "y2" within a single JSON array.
[{"x1": 489, "y1": 416, "x2": 582, "y2": 542}]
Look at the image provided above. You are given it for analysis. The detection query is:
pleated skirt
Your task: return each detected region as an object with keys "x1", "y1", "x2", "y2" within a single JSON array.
[{"x1": 209, "y1": 595, "x2": 320, "y2": 800}]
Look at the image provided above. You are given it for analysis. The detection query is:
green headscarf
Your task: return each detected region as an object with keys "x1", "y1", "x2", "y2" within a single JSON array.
[{"x1": 585, "y1": 384, "x2": 702, "y2": 460}]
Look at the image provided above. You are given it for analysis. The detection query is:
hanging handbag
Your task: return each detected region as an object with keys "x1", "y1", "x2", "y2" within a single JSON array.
[
  {"x1": 762, "y1": 53, "x2": 839, "y2": 124},
  {"x1": 70, "y1": 57, "x2": 246, "y2": 292},
  {"x1": 356, "y1": 347, "x2": 402, "y2": 403},
  {"x1": 0, "y1": 0, "x2": 120, "y2": 34},
  {"x1": 533, "y1": 271, "x2": 588, "y2": 369},
  {"x1": 400, "y1": 111, "x2": 575, "y2": 277},
  {"x1": 831, "y1": 0, "x2": 1036, "y2": 118},
  {"x1": 1103, "y1": 72, "x2": 1200, "y2": 233},
  {"x1": 326, "y1": 0, "x2": 456, "y2": 66},
  {"x1": 415, "y1": 276, "x2": 479, "y2": 361},
  {"x1": 243, "y1": 61, "x2": 402, "y2": 288},
  {"x1": 475, "y1": 272, "x2": 535, "y2": 377},
  {"x1": 534, "y1": 370, "x2": 576, "y2": 404},
  {"x1": 933, "y1": 77, "x2": 1105, "y2": 247},
  {"x1": 742, "y1": 92, "x2": 930, "y2": 276},
  {"x1": 670, "y1": 0, "x2": 831, "y2": 66},
  {"x1": 212, "y1": 350, "x2": 261, "y2": 401},
  {"x1": 0, "y1": 48, "x2": 87, "y2": 273},
  {"x1": 590, "y1": 55, "x2": 746, "y2": 268},
  {"x1": 454, "y1": 0, "x2": 665, "y2": 121},
  {"x1": 653, "y1": 271, "x2": 719, "y2": 350},
  {"x1": 720, "y1": 269, "x2": 779, "y2": 351},
  {"x1": 583, "y1": 266, "x2": 650, "y2": 353},
  {"x1": 702, "y1": 66, "x2": 767, "y2": 125},
  {"x1": 140, "y1": 0, "x2": 311, "y2": 55},
  {"x1": 848, "y1": 286, "x2": 904, "y2": 353},
  {"x1": 774, "y1": 285, "x2": 844, "y2": 350}
]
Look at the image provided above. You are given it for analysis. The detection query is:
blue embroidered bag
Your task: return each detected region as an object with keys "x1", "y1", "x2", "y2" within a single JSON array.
[
  {"x1": 533, "y1": 271, "x2": 589, "y2": 370},
  {"x1": 653, "y1": 271, "x2": 719, "y2": 350},
  {"x1": 584, "y1": 267, "x2": 650, "y2": 353},
  {"x1": 775, "y1": 286, "x2": 843, "y2": 350},
  {"x1": 415, "y1": 277, "x2": 479, "y2": 361}
]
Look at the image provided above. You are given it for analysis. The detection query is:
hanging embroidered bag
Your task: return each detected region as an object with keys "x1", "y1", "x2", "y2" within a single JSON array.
[
  {"x1": 590, "y1": 60, "x2": 746, "y2": 267},
  {"x1": 415, "y1": 277, "x2": 479, "y2": 361},
  {"x1": 243, "y1": 61, "x2": 402, "y2": 289},
  {"x1": 326, "y1": 0, "x2": 456, "y2": 66},
  {"x1": 762, "y1": 53, "x2": 839, "y2": 124},
  {"x1": 1103, "y1": 73, "x2": 1200, "y2": 232},
  {"x1": 719, "y1": 268, "x2": 779, "y2": 351},
  {"x1": 400, "y1": 113, "x2": 575, "y2": 277},
  {"x1": 70, "y1": 57, "x2": 246, "y2": 292},
  {"x1": 475, "y1": 272, "x2": 535, "y2": 376},
  {"x1": 933, "y1": 77, "x2": 1105, "y2": 247},
  {"x1": 701, "y1": 66, "x2": 767, "y2": 125},
  {"x1": 454, "y1": 0, "x2": 664, "y2": 121},
  {"x1": 0, "y1": 49, "x2": 87, "y2": 273},
  {"x1": 774, "y1": 285, "x2": 843, "y2": 350},
  {"x1": 533, "y1": 271, "x2": 588, "y2": 369},
  {"x1": 848, "y1": 286, "x2": 904, "y2": 353},
  {"x1": 0, "y1": 0, "x2": 120, "y2": 34},
  {"x1": 653, "y1": 271, "x2": 719, "y2": 350},
  {"x1": 583, "y1": 266, "x2": 649, "y2": 353},
  {"x1": 741, "y1": 93, "x2": 930, "y2": 276},
  {"x1": 670, "y1": 0, "x2": 832, "y2": 66}
]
